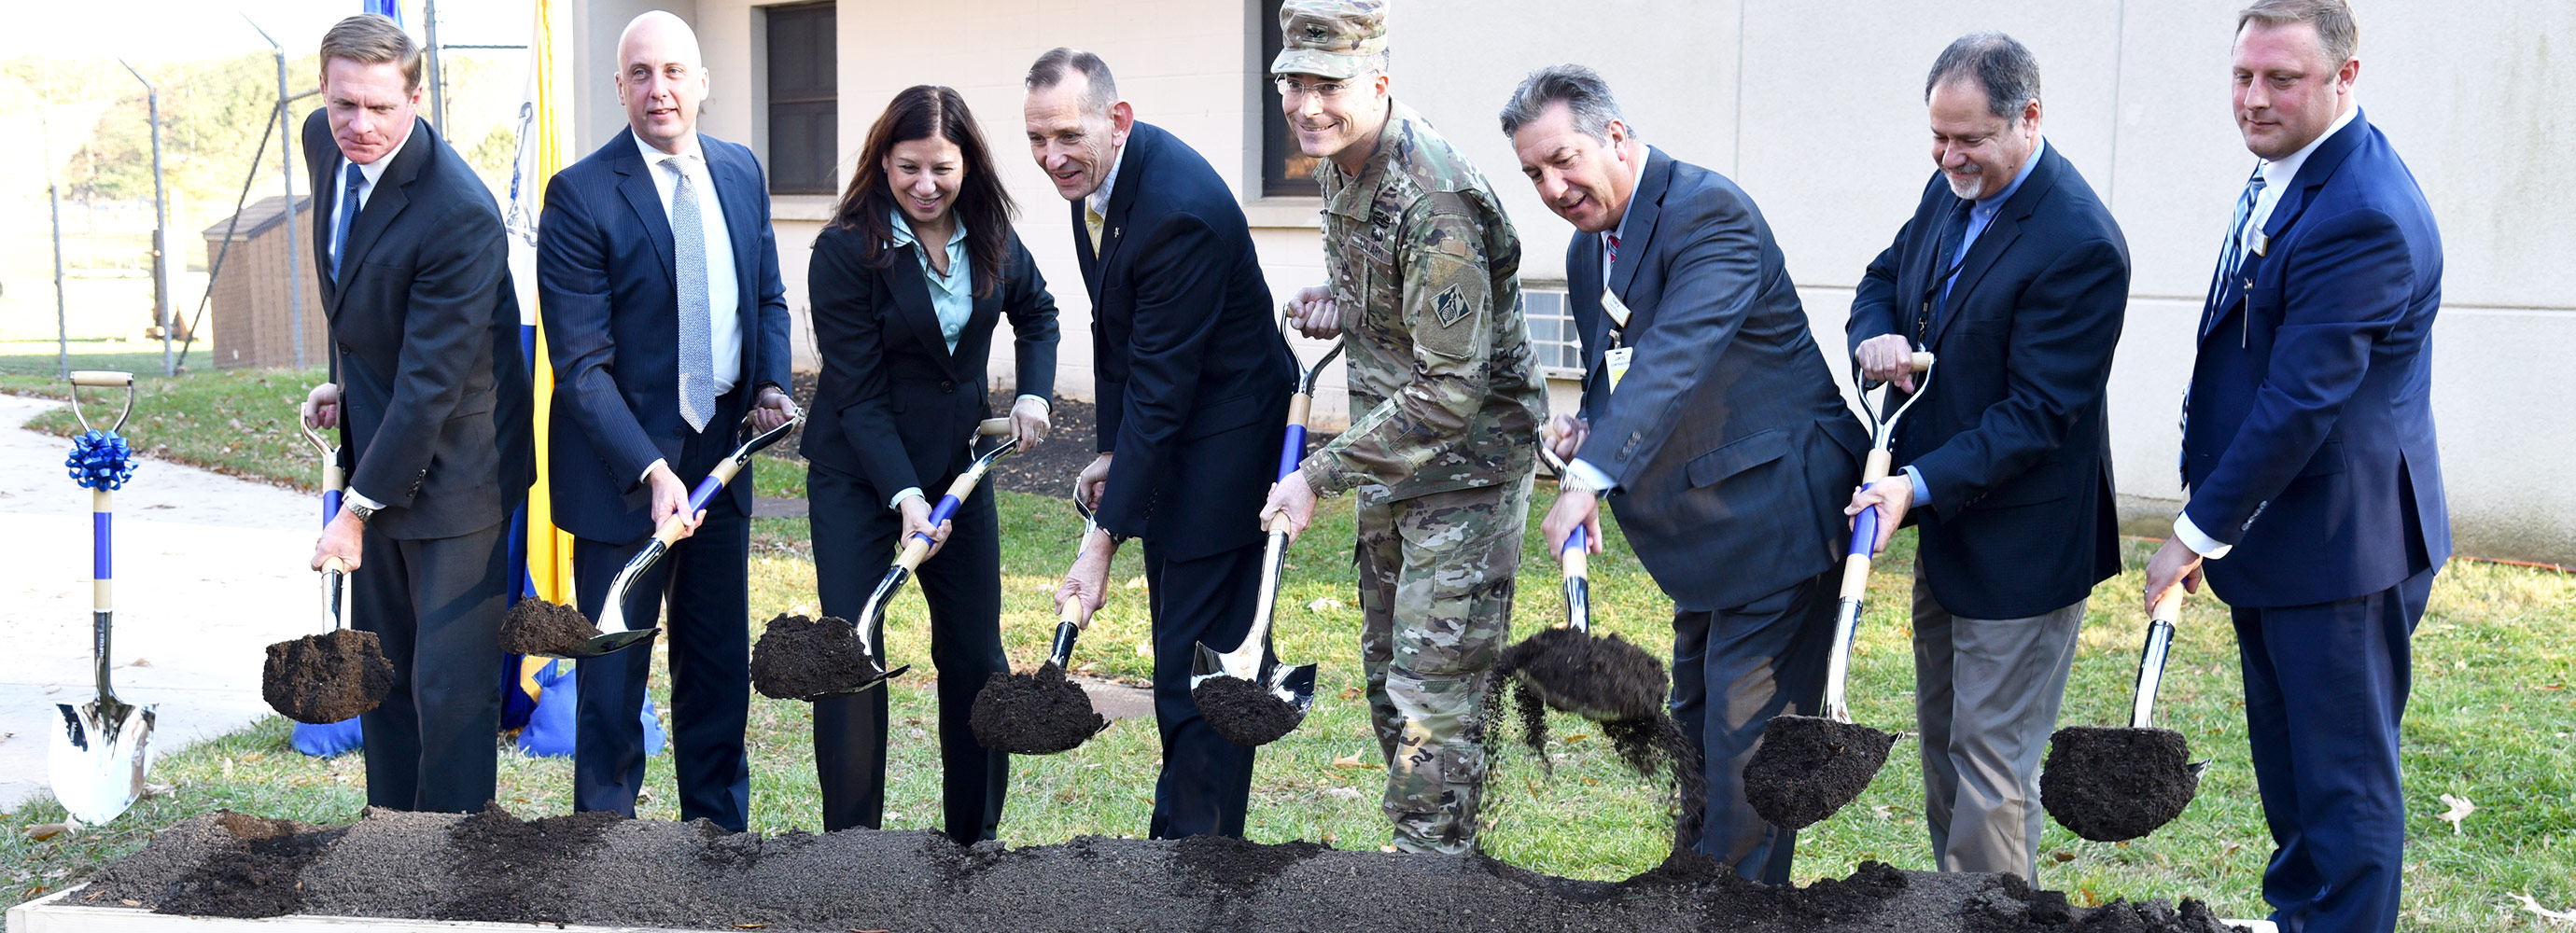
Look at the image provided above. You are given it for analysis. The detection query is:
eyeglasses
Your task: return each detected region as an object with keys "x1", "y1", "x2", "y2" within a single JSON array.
[{"x1": 1274, "y1": 77, "x2": 1356, "y2": 101}]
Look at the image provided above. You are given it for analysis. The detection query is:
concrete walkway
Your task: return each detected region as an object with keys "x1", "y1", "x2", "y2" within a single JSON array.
[{"x1": 0, "y1": 395, "x2": 313, "y2": 813}]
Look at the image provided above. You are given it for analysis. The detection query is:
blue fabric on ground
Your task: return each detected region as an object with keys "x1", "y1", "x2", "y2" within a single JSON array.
[{"x1": 516, "y1": 659, "x2": 665, "y2": 758}]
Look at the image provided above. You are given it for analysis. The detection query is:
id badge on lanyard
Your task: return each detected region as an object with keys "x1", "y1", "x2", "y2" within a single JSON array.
[{"x1": 1600, "y1": 287, "x2": 1636, "y2": 394}]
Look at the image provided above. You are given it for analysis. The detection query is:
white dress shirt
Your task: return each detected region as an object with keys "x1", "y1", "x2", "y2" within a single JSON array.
[
  {"x1": 2173, "y1": 104, "x2": 2360, "y2": 560},
  {"x1": 636, "y1": 132, "x2": 742, "y2": 397}
]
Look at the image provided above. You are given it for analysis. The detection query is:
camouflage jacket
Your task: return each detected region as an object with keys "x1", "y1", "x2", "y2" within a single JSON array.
[{"x1": 1299, "y1": 100, "x2": 1546, "y2": 504}]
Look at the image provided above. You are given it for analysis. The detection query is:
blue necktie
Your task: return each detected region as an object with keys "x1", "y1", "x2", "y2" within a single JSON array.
[
  {"x1": 330, "y1": 163, "x2": 363, "y2": 279},
  {"x1": 2181, "y1": 167, "x2": 2270, "y2": 485},
  {"x1": 666, "y1": 157, "x2": 715, "y2": 433}
]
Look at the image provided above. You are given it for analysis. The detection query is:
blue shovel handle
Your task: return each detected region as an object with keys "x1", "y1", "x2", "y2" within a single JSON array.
[
  {"x1": 912, "y1": 492, "x2": 966, "y2": 547},
  {"x1": 1847, "y1": 483, "x2": 1883, "y2": 558}
]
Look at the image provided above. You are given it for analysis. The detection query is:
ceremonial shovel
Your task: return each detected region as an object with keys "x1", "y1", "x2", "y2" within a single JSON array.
[
  {"x1": 1743, "y1": 352, "x2": 1931, "y2": 830},
  {"x1": 259, "y1": 421, "x2": 393, "y2": 724},
  {"x1": 49, "y1": 369, "x2": 157, "y2": 825},
  {"x1": 799, "y1": 416, "x2": 1018, "y2": 698},
  {"x1": 2040, "y1": 589, "x2": 2207, "y2": 841},
  {"x1": 1189, "y1": 326, "x2": 1338, "y2": 745},
  {"x1": 516, "y1": 412, "x2": 805, "y2": 660},
  {"x1": 1500, "y1": 447, "x2": 1666, "y2": 723}
]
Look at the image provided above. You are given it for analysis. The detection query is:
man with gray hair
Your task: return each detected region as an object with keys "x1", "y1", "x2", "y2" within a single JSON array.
[
  {"x1": 1504, "y1": 63, "x2": 1865, "y2": 882},
  {"x1": 1844, "y1": 32, "x2": 2129, "y2": 880},
  {"x1": 1032, "y1": 48, "x2": 1296, "y2": 840}
]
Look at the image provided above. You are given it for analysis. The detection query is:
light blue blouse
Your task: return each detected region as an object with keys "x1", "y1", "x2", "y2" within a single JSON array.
[{"x1": 887, "y1": 209, "x2": 973, "y2": 352}]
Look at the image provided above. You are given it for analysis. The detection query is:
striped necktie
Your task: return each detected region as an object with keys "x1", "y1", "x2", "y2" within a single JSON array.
[{"x1": 2219, "y1": 167, "x2": 2266, "y2": 291}]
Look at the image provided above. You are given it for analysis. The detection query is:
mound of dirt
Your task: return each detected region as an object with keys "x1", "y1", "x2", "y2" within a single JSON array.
[
  {"x1": 80, "y1": 807, "x2": 2233, "y2": 932},
  {"x1": 261, "y1": 629, "x2": 394, "y2": 724}
]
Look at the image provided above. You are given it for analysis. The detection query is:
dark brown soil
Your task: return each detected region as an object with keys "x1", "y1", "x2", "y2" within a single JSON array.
[
  {"x1": 436, "y1": 803, "x2": 625, "y2": 923},
  {"x1": 971, "y1": 663, "x2": 1110, "y2": 754},
  {"x1": 1495, "y1": 627, "x2": 1668, "y2": 722},
  {"x1": 497, "y1": 597, "x2": 598, "y2": 657},
  {"x1": 260, "y1": 629, "x2": 394, "y2": 724},
  {"x1": 148, "y1": 813, "x2": 346, "y2": 918},
  {"x1": 1484, "y1": 679, "x2": 1709, "y2": 849},
  {"x1": 1192, "y1": 675, "x2": 1305, "y2": 746},
  {"x1": 86, "y1": 810, "x2": 2233, "y2": 932},
  {"x1": 749, "y1": 613, "x2": 874, "y2": 700},
  {"x1": 1743, "y1": 716, "x2": 1897, "y2": 830},
  {"x1": 2040, "y1": 726, "x2": 2199, "y2": 842}
]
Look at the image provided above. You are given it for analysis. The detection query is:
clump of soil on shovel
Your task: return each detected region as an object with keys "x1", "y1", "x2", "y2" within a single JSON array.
[
  {"x1": 750, "y1": 613, "x2": 873, "y2": 700},
  {"x1": 497, "y1": 597, "x2": 598, "y2": 657},
  {"x1": 1494, "y1": 628, "x2": 1668, "y2": 722},
  {"x1": 1743, "y1": 716, "x2": 1897, "y2": 830},
  {"x1": 1193, "y1": 675, "x2": 1303, "y2": 746},
  {"x1": 972, "y1": 663, "x2": 1110, "y2": 754},
  {"x1": 261, "y1": 629, "x2": 394, "y2": 724},
  {"x1": 2040, "y1": 726, "x2": 2199, "y2": 842},
  {"x1": 85, "y1": 810, "x2": 2236, "y2": 932}
]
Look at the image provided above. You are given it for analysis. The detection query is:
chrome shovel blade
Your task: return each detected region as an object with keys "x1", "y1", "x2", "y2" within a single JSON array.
[
  {"x1": 48, "y1": 698, "x2": 156, "y2": 824},
  {"x1": 546, "y1": 626, "x2": 661, "y2": 659},
  {"x1": 1270, "y1": 661, "x2": 1318, "y2": 713}
]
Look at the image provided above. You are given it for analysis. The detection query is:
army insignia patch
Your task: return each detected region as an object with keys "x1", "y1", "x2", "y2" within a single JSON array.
[{"x1": 1435, "y1": 285, "x2": 1469, "y2": 327}]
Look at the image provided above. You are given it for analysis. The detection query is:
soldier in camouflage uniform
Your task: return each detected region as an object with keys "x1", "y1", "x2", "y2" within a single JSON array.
[{"x1": 1258, "y1": 0, "x2": 1548, "y2": 856}]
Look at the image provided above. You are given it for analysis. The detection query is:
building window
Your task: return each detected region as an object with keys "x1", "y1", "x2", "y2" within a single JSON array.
[
  {"x1": 1255, "y1": 0, "x2": 1323, "y2": 198},
  {"x1": 765, "y1": 2, "x2": 836, "y2": 196},
  {"x1": 1524, "y1": 287, "x2": 1585, "y2": 377}
]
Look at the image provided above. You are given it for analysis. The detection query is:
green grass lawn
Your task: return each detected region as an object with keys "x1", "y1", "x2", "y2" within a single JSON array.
[{"x1": 2, "y1": 366, "x2": 2570, "y2": 929}]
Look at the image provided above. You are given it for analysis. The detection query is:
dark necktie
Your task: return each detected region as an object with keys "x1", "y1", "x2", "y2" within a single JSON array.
[
  {"x1": 330, "y1": 163, "x2": 363, "y2": 279},
  {"x1": 1916, "y1": 198, "x2": 1972, "y2": 345}
]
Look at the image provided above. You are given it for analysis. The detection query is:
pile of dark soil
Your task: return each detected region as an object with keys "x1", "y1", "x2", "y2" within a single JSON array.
[
  {"x1": 1494, "y1": 627, "x2": 1667, "y2": 722},
  {"x1": 1743, "y1": 716, "x2": 1897, "y2": 830},
  {"x1": 144, "y1": 813, "x2": 346, "y2": 918},
  {"x1": 1192, "y1": 675, "x2": 1305, "y2": 746},
  {"x1": 749, "y1": 613, "x2": 872, "y2": 700},
  {"x1": 498, "y1": 597, "x2": 599, "y2": 657},
  {"x1": 971, "y1": 663, "x2": 1110, "y2": 754},
  {"x1": 260, "y1": 629, "x2": 394, "y2": 724},
  {"x1": 83, "y1": 808, "x2": 2233, "y2": 932},
  {"x1": 2040, "y1": 726, "x2": 2200, "y2": 842}
]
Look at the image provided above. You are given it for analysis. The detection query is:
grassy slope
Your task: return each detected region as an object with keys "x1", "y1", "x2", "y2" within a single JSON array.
[{"x1": 1, "y1": 363, "x2": 2568, "y2": 928}]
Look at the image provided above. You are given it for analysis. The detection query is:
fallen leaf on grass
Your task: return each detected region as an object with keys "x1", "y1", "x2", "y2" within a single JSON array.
[
  {"x1": 1307, "y1": 597, "x2": 1346, "y2": 613},
  {"x1": 1326, "y1": 787, "x2": 1364, "y2": 801},
  {"x1": 25, "y1": 823, "x2": 68, "y2": 841},
  {"x1": 2436, "y1": 793, "x2": 2475, "y2": 834},
  {"x1": 1338, "y1": 686, "x2": 1361, "y2": 700},
  {"x1": 1123, "y1": 575, "x2": 1148, "y2": 590},
  {"x1": 2512, "y1": 894, "x2": 2576, "y2": 925},
  {"x1": 1331, "y1": 752, "x2": 1382, "y2": 771}
]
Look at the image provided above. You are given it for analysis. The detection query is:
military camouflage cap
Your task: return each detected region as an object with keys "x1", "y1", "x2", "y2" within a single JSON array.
[{"x1": 1270, "y1": 0, "x2": 1387, "y2": 81}]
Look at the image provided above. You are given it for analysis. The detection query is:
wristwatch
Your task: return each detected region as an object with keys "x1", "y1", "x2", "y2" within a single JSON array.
[{"x1": 343, "y1": 500, "x2": 378, "y2": 523}]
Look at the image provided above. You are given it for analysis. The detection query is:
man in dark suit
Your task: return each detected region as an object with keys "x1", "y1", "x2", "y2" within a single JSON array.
[
  {"x1": 537, "y1": 10, "x2": 796, "y2": 832},
  {"x1": 1029, "y1": 48, "x2": 1295, "y2": 839},
  {"x1": 297, "y1": 13, "x2": 531, "y2": 814},
  {"x1": 2144, "y1": 3, "x2": 2445, "y2": 928},
  {"x1": 1502, "y1": 65, "x2": 1868, "y2": 883},
  {"x1": 1842, "y1": 34, "x2": 2129, "y2": 881}
]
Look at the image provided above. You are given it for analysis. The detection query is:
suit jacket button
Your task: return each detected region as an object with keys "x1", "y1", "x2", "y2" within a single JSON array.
[{"x1": 941, "y1": 381, "x2": 957, "y2": 393}]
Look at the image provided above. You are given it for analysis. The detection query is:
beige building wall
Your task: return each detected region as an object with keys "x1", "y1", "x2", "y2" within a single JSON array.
[{"x1": 564, "y1": 0, "x2": 2573, "y2": 564}]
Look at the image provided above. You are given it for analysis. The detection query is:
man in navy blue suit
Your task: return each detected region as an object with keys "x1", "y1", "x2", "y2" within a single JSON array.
[
  {"x1": 1029, "y1": 49, "x2": 1295, "y2": 839},
  {"x1": 537, "y1": 10, "x2": 797, "y2": 831},
  {"x1": 2145, "y1": 2, "x2": 2446, "y2": 929}
]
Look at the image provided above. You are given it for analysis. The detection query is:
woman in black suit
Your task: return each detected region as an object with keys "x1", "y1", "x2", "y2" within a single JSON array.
[{"x1": 800, "y1": 84, "x2": 1057, "y2": 842}]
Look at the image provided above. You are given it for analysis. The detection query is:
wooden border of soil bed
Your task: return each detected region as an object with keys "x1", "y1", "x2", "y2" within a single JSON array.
[{"x1": 8, "y1": 888, "x2": 673, "y2": 933}]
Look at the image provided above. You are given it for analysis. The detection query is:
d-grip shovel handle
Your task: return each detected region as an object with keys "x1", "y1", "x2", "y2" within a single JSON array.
[
  {"x1": 2131, "y1": 591, "x2": 2183, "y2": 729},
  {"x1": 69, "y1": 369, "x2": 136, "y2": 434},
  {"x1": 1556, "y1": 525, "x2": 1591, "y2": 634}
]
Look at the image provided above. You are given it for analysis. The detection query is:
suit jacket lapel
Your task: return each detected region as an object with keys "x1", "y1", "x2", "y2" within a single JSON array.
[
  {"x1": 329, "y1": 118, "x2": 434, "y2": 312},
  {"x1": 1928, "y1": 147, "x2": 2056, "y2": 350},
  {"x1": 1090, "y1": 133, "x2": 1146, "y2": 303},
  {"x1": 2199, "y1": 113, "x2": 2370, "y2": 343},
  {"x1": 612, "y1": 132, "x2": 679, "y2": 286},
  {"x1": 1606, "y1": 148, "x2": 1670, "y2": 306}
]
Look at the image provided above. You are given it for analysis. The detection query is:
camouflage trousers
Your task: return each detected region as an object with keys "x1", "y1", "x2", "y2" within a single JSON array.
[{"x1": 1352, "y1": 473, "x2": 1529, "y2": 854}]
